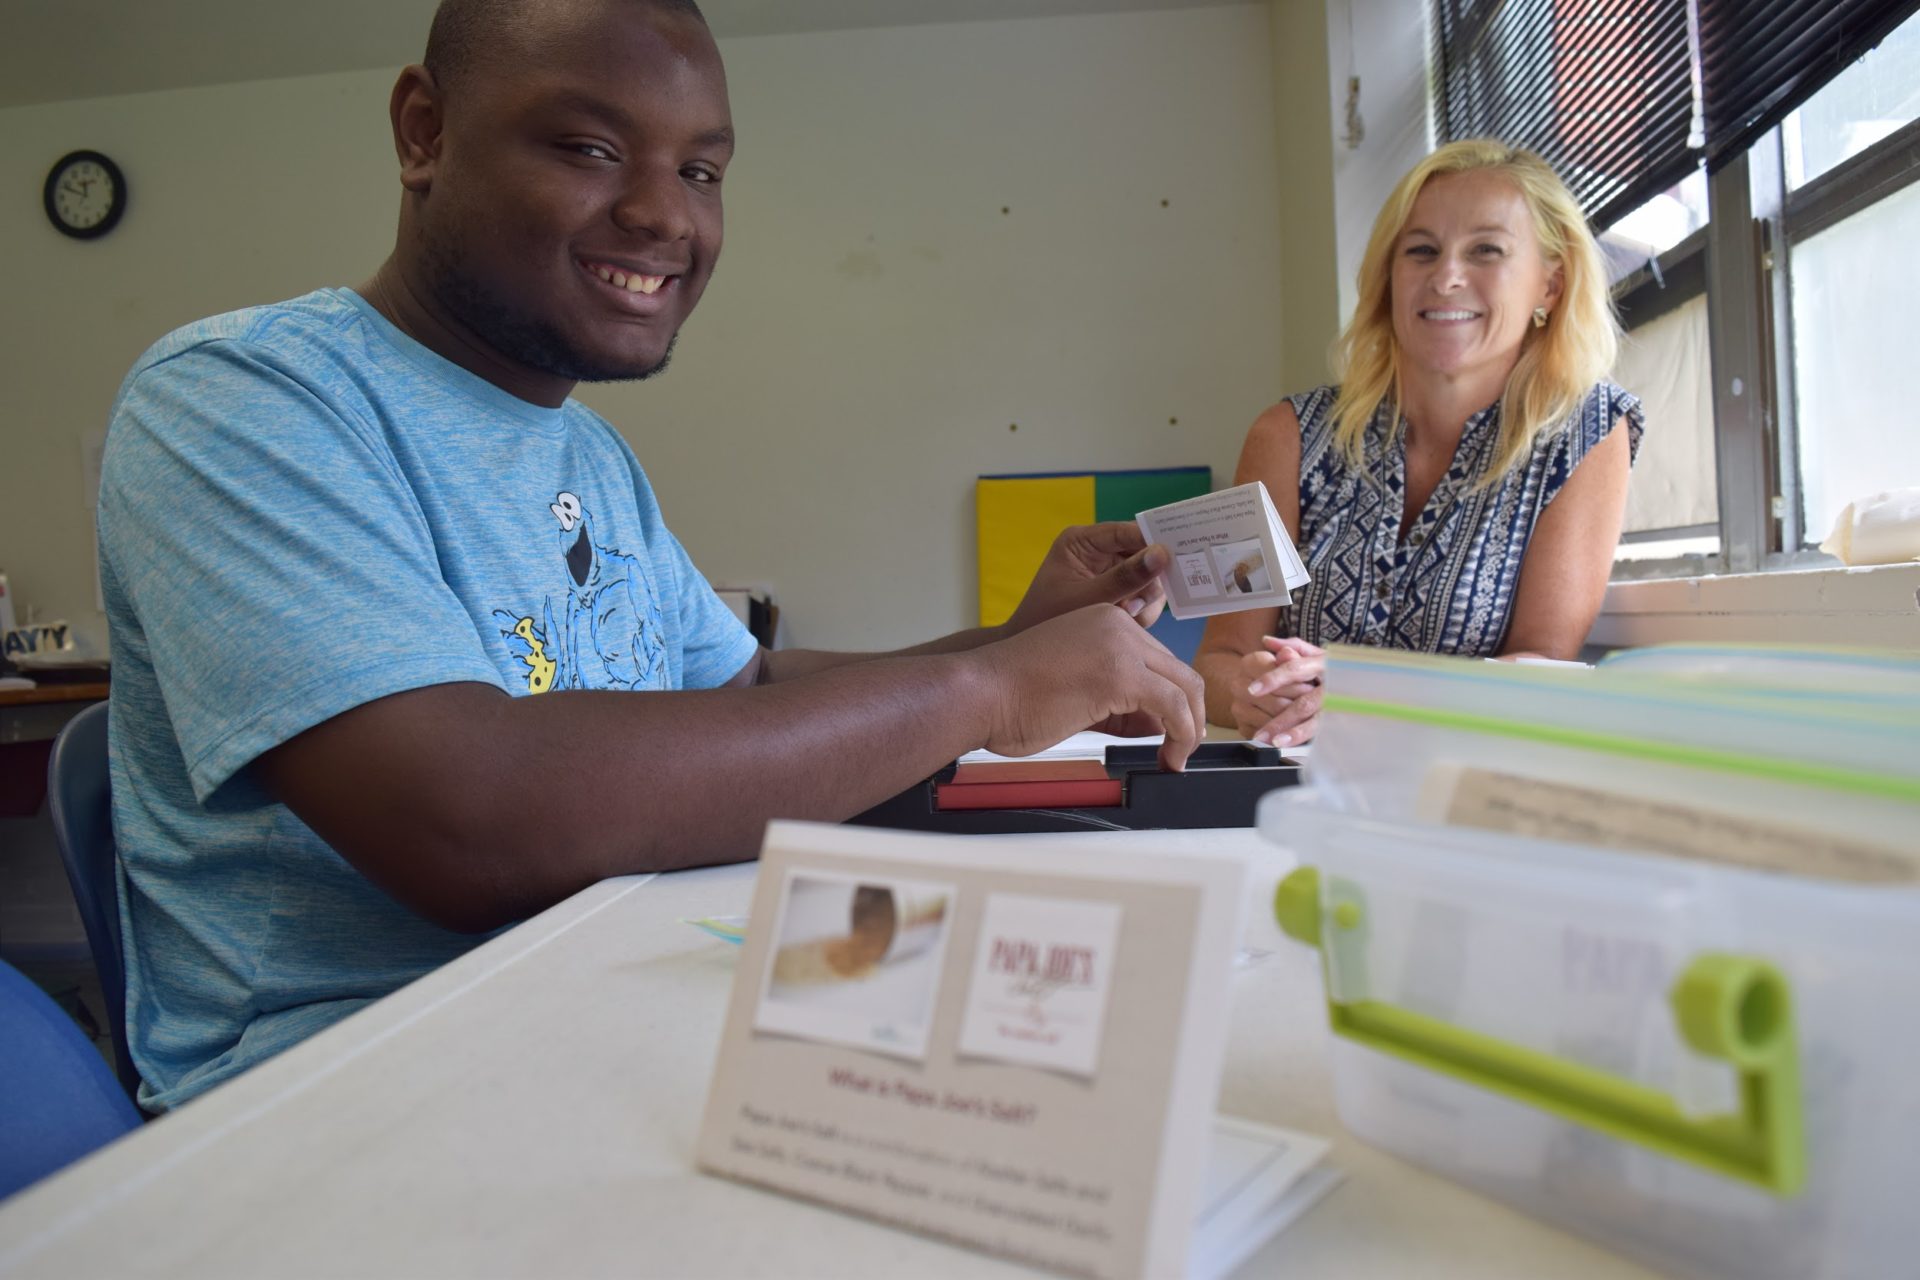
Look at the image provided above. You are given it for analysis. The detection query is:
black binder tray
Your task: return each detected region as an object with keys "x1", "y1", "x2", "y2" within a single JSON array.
[{"x1": 846, "y1": 741, "x2": 1303, "y2": 834}]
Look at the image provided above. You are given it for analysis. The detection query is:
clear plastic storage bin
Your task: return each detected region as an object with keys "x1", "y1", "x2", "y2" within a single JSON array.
[{"x1": 1262, "y1": 788, "x2": 1920, "y2": 1280}]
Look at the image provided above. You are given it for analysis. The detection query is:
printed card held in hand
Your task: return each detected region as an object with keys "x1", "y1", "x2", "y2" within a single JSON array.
[{"x1": 1136, "y1": 482, "x2": 1309, "y2": 621}]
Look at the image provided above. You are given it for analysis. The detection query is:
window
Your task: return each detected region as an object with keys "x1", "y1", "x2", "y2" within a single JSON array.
[
  {"x1": 1783, "y1": 15, "x2": 1920, "y2": 186},
  {"x1": 1429, "y1": 0, "x2": 1699, "y2": 233},
  {"x1": 1599, "y1": 168, "x2": 1710, "y2": 284},
  {"x1": 1604, "y1": 173, "x2": 1719, "y2": 567},
  {"x1": 1612, "y1": 293, "x2": 1720, "y2": 565},
  {"x1": 1434, "y1": 0, "x2": 1920, "y2": 576},
  {"x1": 1784, "y1": 28, "x2": 1920, "y2": 547}
]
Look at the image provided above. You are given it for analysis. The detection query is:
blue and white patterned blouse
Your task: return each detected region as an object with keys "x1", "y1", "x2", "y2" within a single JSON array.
[{"x1": 1279, "y1": 381, "x2": 1644, "y2": 656}]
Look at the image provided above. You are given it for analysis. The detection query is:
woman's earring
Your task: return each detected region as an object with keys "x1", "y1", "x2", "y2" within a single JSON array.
[{"x1": 1532, "y1": 306, "x2": 1549, "y2": 329}]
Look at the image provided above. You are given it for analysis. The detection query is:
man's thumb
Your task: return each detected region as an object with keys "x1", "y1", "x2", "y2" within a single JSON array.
[{"x1": 1104, "y1": 544, "x2": 1168, "y2": 597}]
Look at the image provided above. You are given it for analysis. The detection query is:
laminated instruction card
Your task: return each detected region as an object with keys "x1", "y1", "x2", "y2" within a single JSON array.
[
  {"x1": 696, "y1": 820, "x2": 1250, "y2": 1279},
  {"x1": 1136, "y1": 481, "x2": 1310, "y2": 620}
]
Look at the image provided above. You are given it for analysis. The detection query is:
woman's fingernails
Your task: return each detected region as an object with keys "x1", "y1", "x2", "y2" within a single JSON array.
[
  {"x1": 1274, "y1": 734, "x2": 1292, "y2": 745},
  {"x1": 1123, "y1": 596, "x2": 1146, "y2": 616}
]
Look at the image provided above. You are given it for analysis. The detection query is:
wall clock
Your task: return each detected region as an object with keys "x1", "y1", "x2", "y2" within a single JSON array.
[{"x1": 44, "y1": 150, "x2": 127, "y2": 240}]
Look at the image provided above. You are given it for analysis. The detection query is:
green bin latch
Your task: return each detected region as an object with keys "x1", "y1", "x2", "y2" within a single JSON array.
[{"x1": 1274, "y1": 866, "x2": 1805, "y2": 1195}]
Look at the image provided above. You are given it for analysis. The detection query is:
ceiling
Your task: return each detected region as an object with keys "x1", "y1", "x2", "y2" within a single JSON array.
[{"x1": 0, "y1": 0, "x2": 1255, "y2": 110}]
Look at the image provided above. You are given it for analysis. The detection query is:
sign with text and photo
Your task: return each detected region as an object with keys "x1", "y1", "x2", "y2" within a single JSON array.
[
  {"x1": 1136, "y1": 481, "x2": 1309, "y2": 620},
  {"x1": 696, "y1": 821, "x2": 1246, "y2": 1279}
]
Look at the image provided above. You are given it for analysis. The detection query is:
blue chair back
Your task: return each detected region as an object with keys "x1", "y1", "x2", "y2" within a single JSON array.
[
  {"x1": 45, "y1": 701, "x2": 141, "y2": 1101},
  {"x1": 0, "y1": 956, "x2": 142, "y2": 1200}
]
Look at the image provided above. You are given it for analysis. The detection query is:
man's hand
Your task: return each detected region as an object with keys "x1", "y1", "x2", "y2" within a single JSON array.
[
  {"x1": 1004, "y1": 523, "x2": 1170, "y2": 634},
  {"x1": 1229, "y1": 635, "x2": 1324, "y2": 746},
  {"x1": 968, "y1": 604, "x2": 1204, "y2": 771}
]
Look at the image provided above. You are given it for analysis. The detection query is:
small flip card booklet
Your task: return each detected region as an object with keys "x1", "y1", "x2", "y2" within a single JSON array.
[
  {"x1": 1191, "y1": 1116, "x2": 1341, "y2": 1280},
  {"x1": 696, "y1": 820, "x2": 1260, "y2": 1278},
  {"x1": 1136, "y1": 481, "x2": 1309, "y2": 620}
]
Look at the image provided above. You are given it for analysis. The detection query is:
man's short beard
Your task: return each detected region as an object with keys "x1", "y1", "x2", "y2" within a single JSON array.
[{"x1": 424, "y1": 234, "x2": 675, "y2": 384}]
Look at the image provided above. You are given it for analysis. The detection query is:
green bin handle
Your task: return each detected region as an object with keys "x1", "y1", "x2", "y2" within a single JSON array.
[{"x1": 1274, "y1": 866, "x2": 1806, "y2": 1195}]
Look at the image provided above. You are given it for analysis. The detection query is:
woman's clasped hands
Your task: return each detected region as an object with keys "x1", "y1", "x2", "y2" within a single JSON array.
[{"x1": 1229, "y1": 635, "x2": 1325, "y2": 746}]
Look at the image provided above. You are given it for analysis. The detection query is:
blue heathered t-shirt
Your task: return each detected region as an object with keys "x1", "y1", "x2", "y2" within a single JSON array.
[{"x1": 98, "y1": 287, "x2": 757, "y2": 1111}]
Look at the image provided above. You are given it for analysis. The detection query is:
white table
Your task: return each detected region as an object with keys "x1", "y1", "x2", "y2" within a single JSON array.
[{"x1": 0, "y1": 829, "x2": 1658, "y2": 1278}]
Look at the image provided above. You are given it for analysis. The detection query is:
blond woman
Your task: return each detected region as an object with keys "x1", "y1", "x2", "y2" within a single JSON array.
[{"x1": 1197, "y1": 139, "x2": 1642, "y2": 746}]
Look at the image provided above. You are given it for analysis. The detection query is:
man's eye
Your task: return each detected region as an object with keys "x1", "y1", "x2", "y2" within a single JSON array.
[
  {"x1": 682, "y1": 165, "x2": 721, "y2": 184},
  {"x1": 569, "y1": 143, "x2": 616, "y2": 161}
]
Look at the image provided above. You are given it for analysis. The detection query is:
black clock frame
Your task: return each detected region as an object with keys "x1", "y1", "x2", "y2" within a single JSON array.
[{"x1": 43, "y1": 149, "x2": 127, "y2": 240}]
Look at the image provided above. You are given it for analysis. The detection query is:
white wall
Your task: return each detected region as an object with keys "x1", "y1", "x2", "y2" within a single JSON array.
[
  {"x1": 1269, "y1": 0, "x2": 1342, "y2": 398},
  {"x1": 1325, "y1": 0, "x2": 1431, "y2": 328},
  {"x1": 0, "y1": 5, "x2": 1290, "y2": 654},
  {"x1": 0, "y1": 71, "x2": 405, "y2": 654}
]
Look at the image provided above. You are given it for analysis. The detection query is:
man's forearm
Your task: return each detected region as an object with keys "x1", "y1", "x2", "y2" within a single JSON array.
[
  {"x1": 264, "y1": 604, "x2": 1205, "y2": 936},
  {"x1": 757, "y1": 624, "x2": 1008, "y2": 683},
  {"x1": 264, "y1": 652, "x2": 999, "y2": 933}
]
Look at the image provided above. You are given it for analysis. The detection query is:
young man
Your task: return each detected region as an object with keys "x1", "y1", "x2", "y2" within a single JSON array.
[{"x1": 97, "y1": 0, "x2": 1202, "y2": 1112}]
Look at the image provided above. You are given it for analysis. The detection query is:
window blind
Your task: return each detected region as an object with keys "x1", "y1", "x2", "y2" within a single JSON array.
[
  {"x1": 1698, "y1": 0, "x2": 1920, "y2": 169},
  {"x1": 1431, "y1": 0, "x2": 1920, "y2": 225},
  {"x1": 1430, "y1": 0, "x2": 1699, "y2": 231}
]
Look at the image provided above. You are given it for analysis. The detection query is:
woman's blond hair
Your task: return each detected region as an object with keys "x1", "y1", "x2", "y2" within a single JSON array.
[{"x1": 1328, "y1": 138, "x2": 1617, "y2": 482}]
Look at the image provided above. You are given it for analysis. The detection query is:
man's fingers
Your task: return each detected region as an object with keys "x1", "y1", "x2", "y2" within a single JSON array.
[
  {"x1": 1153, "y1": 688, "x2": 1200, "y2": 771},
  {"x1": 1007, "y1": 523, "x2": 1159, "y2": 635},
  {"x1": 1122, "y1": 592, "x2": 1167, "y2": 630},
  {"x1": 1119, "y1": 560, "x2": 1169, "y2": 627},
  {"x1": 984, "y1": 602, "x2": 1199, "y2": 768},
  {"x1": 1095, "y1": 710, "x2": 1164, "y2": 739},
  {"x1": 1088, "y1": 662, "x2": 1199, "y2": 770},
  {"x1": 1103, "y1": 542, "x2": 1169, "y2": 600},
  {"x1": 1068, "y1": 521, "x2": 1147, "y2": 559},
  {"x1": 1133, "y1": 644, "x2": 1202, "y2": 772},
  {"x1": 1178, "y1": 654, "x2": 1206, "y2": 769}
]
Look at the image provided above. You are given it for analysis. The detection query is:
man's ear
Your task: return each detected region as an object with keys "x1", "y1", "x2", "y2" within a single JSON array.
[{"x1": 390, "y1": 65, "x2": 444, "y2": 194}]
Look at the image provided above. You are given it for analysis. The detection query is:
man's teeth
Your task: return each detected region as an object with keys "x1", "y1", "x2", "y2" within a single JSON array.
[
  {"x1": 1423, "y1": 309, "x2": 1477, "y2": 320},
  {"x1": 591, "y1": 265, "x2": 666, "y2": 295}
]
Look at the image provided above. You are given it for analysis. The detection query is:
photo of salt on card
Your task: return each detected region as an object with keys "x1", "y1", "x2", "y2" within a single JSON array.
[{"x1": 1135, "y1": 481, "x2": 1308, "y2": 621}]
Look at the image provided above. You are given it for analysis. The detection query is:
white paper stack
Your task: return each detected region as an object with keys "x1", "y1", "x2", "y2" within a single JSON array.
[{"x1": 1190, "y1": 1116, "x2": 1342, "y2": 1280}]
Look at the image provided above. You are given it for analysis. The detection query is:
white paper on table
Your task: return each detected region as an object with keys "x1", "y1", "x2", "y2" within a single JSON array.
[
  {"x1": 1189, "y1": 1114, "x2": 1342, "y2": 1280},
  {"x1": 957, "y1": 729, "x2": 1163, "y2": 765}
]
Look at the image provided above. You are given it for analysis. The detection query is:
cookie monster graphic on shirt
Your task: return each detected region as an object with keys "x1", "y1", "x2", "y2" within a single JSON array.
[{"x1": 495, "y1": 490, "x2": 669, "y2": 692}]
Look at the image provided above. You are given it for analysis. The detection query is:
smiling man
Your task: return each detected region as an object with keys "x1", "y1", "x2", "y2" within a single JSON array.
[{"x1": 97, "y1": 0, "x2": 1201, "y2": 1113}]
